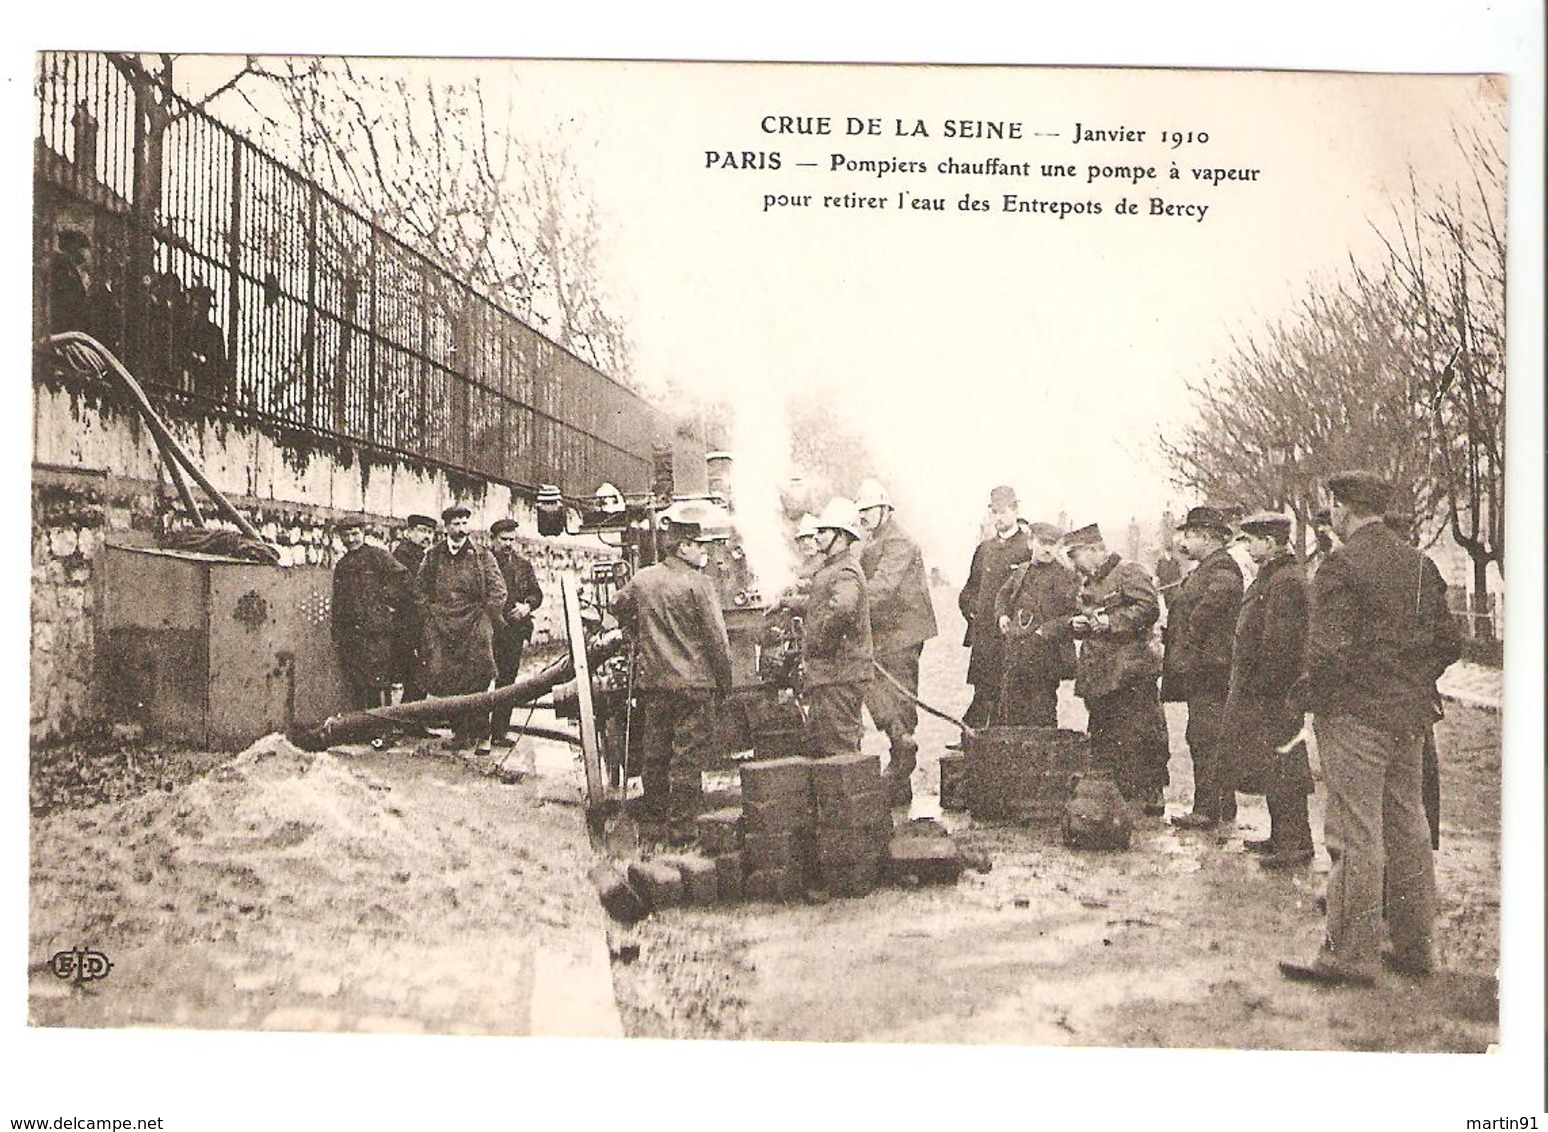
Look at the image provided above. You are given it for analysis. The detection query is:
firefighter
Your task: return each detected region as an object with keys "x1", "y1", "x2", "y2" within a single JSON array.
[
  {"x1": 612, "y1": 502, "x2": 735, "y2": 844},
  {"x1": 782, "y1": 498, "x2": 874, "y2": 759},
  {"x1": 855, "y1": 478, "x2": 938, "y2": 806}
]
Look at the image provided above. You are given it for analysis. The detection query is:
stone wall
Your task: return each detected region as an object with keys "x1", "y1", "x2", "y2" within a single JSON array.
[{"x1": 31, "y1": 383, "x2": 626, "y2": 744}]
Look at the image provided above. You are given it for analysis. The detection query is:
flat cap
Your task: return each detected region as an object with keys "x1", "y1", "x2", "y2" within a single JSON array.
[
  {"x1": 1325, "y1": 471, "x2": 1392, "y2": 514},
  {"x1": 1062, "y1": 523, "x2": 1104, "y2": 548},
  {"x1": 441, "y1": 505, "x2": 472, "y2": 523},
  {"x1": 1238, "y1": 510, "x2": 1292, "y2": 536},
  {"x1": 405, "y1": 513, "x2": 437, "y2": 530},
  {"x1": 1176, "y1": 506, "x2": 1234, "y2": 535},
  {"x1": 988, "y1": 485, "x2": 1018, "y2": 509},
  {"x1": 490, "y1": 518, "x2": 519, "y2": 536},
  {"x1": 1026, "y1": 521, "x2": 1064, "y2": 542},
  {"x1": 336, "y1": 514, "x2": 368, "y2": 531}
]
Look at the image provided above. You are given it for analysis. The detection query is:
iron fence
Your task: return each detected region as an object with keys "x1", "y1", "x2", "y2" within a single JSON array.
[{"x1": 32, "y1": 51, "x2": 689, "y2": 496}]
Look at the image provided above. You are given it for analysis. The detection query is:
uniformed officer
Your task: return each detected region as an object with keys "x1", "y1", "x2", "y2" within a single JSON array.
[{"x1": 993, "y1": 521, "x2": 1079, "y2": 727}]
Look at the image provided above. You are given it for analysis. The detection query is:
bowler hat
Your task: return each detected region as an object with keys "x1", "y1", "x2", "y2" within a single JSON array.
[
  {"x1": 490, "y1": 518, "x2": 518, "y2": 536},
  {"x1": 442, "y1": 505, "x2": 472, "y2": 523},
  {"x1": 1239, "y1": 510, "x2": 1292, "y2": 537},
  {"x1": 1326, "y1": 471, "x2": 1391, "y2": 515},
  {"x1": 988, "y1": 485, "x2": 1018, "y2": 509},
  {"x1": 1062, "y1": 523, "x2": 1104, "y2": 548},
  {"x1": 1176, "y1": 506, "x2": 1233, "y2": 536},
  {"x1": 405, "y1": 513, "x2": 437, "y2": 530}
]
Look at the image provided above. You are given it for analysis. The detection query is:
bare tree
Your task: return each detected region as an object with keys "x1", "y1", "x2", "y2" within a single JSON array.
[{"x1": 1365, "y1": 113, "x2": 1506, "y2": 620}]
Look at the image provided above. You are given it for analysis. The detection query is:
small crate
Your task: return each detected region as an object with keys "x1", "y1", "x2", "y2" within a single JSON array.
[
  {"x1": 938, "y1": 752, "x2": 968, "y2": 810},
  {"x1": 965, "y1": 727, "x2": 1089, "y2": 823}
]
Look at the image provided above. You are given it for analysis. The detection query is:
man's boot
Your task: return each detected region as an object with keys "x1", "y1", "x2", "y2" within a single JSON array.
[{"x1": 884, "y1": 737, "x2": 918, "y2": 807}]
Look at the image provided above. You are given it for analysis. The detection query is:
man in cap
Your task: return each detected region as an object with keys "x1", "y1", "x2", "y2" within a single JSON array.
[
  {"x1": 993, "y1": 522, "x2": 1079, "y2": 727},
  {"x1": 417, "y1": 505, "x2": 508, "y2": 751},
  {"x1": 1384, "y1": 510, "x2": 1443, "y2": 851},
  {"x1": 612, "y1": 503, "x2": 734, "y2": 844},
  {"x1": 1039, "y1": 524, "x2": 1169, "y2": 807},
  {"x1": 782, "y1": 498, "x2": 874, "y2": 759},
  {"x1": 957, "y1": 485, "x2": 1034, "y2": 735},
  {"x1": 1164, "y1": 506, "x2": 1246, "y2": 830},
  {"x1": 1305, "y1": 507, "x2": 1337, "y2": 581},
  {"x1": 331, "y1": 515, "x2": 415, "y2": 710},
  {"x1": 1223, "y1": 511, "x2": 1313, "y2": 867},
  {"x1": 488, "y1": 519, "x2": 545, "y2": 747},
  {"x1": 794, "y1": 512, "x2": 822, "y2": 574},
  {"x1": 1280, "y1": 472, "x2": 1462, "y2": 986},
  {"x1": 855, "y1": 478, "x2": 938, "y2": 805},
  {"x1": 391, "y1": 514, "x2": 438, "y2": 702}
]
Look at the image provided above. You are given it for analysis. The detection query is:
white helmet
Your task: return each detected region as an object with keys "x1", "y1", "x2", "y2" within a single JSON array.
[
  {"x1": 815, "y1": 497, "x2": 865, "y2": 541},
  {"x1": 854, "y1": 478, "x2": 891, "y2": 512},
  {"x1": 594, "y1": 482, "x2": 626, "y2": 513},
  {"x1": 659, "y1": 498, "x2": 732, "y2": 541},
  {"x1": 795, "y1": 512, "x2": 821, "y2": 540}
]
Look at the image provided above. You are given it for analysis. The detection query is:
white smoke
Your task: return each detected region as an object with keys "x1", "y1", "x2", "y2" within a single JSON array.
[{"x1": 727, "y1": 387, "x2": 799, "y2": 604}]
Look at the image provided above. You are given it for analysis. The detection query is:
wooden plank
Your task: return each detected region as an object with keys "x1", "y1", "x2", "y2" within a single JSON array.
[{"x1": 562, "y1": 574, "x2": 605, "y2": 806}]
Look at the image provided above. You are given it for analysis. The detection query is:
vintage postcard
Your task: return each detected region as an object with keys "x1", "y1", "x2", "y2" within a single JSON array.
[{"x1": 14, "y1": 34, "x2": 1542, "y2": 1132}]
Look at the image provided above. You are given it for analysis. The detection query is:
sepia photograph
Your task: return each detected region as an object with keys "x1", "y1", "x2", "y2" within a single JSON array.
[{"x1": 9, "y1": 7, "x2": 1545, "y2": 1130}]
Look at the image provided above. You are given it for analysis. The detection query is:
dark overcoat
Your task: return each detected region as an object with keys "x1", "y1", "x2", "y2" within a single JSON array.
[
  {"x1": 493, "y1": 546, "x2": 545, "y2": 647},
  {"x1": 613, "y1": 556, "x2": 733, "y2": 692},
  {"x1": 958, "y1": 532, "x2": 1033, "y2": 686},
  {"x1": 1161, "y1": 547, "x2": 1243, "y2": 702},
  {"x1": 1223, "y1": 550, "x2": 1312, "y2": 794},
  {"x1": 860, "y1": 514, "x2": 938, "y2": 654},
  {"x1": 417, "y1": 540, "x2": 507, "y2": 696},
  {"x1": 1041, "y1": 553, "x2": 1162, "y2": 701},
  {"x1": 332, "y1": 545, "x2": 414, "y2": 691},
  {"x1": 1299, "y1": 521, "x2": 1463, "y2": 735},
  {"x1": 993, "y1": 559, "x2": 1079, "y2": 681}
]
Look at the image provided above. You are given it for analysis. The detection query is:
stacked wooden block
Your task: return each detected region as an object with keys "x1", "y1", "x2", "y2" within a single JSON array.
[
  {"x1": 938, "y1": 751, "x2": 968, "y2": 810},
  {"x1": 811, "y1": 752, "x2": 891, "y2": 897},
  {"x1": 738, "y1": 756, "x2": 815, "y2": 902},
  {"x1": 965, "y1": 727, "x2": 1089, "y2": 823}
]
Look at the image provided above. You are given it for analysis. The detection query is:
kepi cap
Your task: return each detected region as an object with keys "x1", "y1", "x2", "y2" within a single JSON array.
[{"x1": 1062, "y1": 523, "x2": 1104, "y2": 548}]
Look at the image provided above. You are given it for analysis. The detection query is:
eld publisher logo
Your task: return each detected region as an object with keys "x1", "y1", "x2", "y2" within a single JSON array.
[{"x1": 49, "y1": 947, "x2": 113, "y2": 983}]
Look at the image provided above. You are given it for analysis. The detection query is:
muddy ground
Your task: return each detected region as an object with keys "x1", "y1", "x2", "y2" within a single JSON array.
[
  {"x1": 29, "y1": 592, "x2": 1500, "y2": 1055},
  {"x1": 611, "y1": 597, "x2": 1501, "y2": 1052}
]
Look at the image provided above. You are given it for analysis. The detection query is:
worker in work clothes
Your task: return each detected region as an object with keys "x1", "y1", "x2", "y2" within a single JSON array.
[
  {"x1": 1040, "y1": 524, "x2": 1169, "y2": 811},
  {"x1": 1280, "y1": 471, "x2": 1462, "y2": 987},
  {"x1": 783, "y1": 498, "x2": 874, "y2": 759},
  {"x1": 331, "y1": 515, "x2": 414, "y2": 710},
  {"x1": 1223, "y1": 511, "x2": 1314, "y2": 868},
  {"x1": 611, "y1": 503, "x2": 734, "y2": 844},
  {"x1": 993, "y1": 521, "x2": 1078, "y2": 727},
  {"x1": 855, "y1": 478, "x2": 938, "y2": 806},
  {"x1": 488, "y1": 518, "x2": 544, "y2": 747},
  {"x1": 417, "y1": 505, "x2": 507, "y2": 751},
  {"x1": 957, "y1": 484, "x2": 1033, "y2": 736},
  {"x1": 390, "y1": 513, "x2": 437, "y2": 702},
  {"x1": 1164, "y1": 506, "x2": 1246, "y2": 830}
]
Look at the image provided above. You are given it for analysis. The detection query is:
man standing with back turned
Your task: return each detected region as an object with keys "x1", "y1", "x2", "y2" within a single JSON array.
[
  {"x1": 1279, "y1": 471, "x2": 1462, "y2": 987},
  {"x1": 856, "y1": 478, "x2": 938, "y2": 806}
]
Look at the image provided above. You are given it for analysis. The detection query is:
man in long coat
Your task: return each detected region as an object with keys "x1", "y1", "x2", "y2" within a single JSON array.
[
  {"x1": 390, "y1": 513, "x2": 437, "y2": 702},
  {"x1": 1280, "y1": 471, "x2": 1462, "y2": 987},
  {"x1": 487, "y1": 518, "x2": 545, "y2": 746},
  {"x1": 1223, "y1": 511, "x2": 1313, "y2": 867},
  {"x1": 993, "y1": 522, "x2": 1078, "y2": 727},
  {"x1": 417, "y1": 505, "x2": 507, "y2": 749},
  {"x1": 331, "y1": 516, "x2": 414, "y2": 710},
  {"x1": 612, "y1": 505, "x2": 734, "y2": 843},
  {"x1": 1165, "y1": 506, "x2": 1246, "y2": 830},
  {"x1": 1040, "y1": 524, "x2": 1169, "y2": 808},
  {"x1": 957, "y1": 485, "x2": 1032, "y2": 733},
  {"x1": 856, "y1": 479, "x2": 938, "y2": 805}
]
